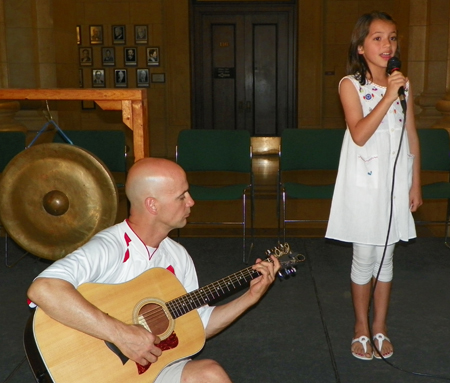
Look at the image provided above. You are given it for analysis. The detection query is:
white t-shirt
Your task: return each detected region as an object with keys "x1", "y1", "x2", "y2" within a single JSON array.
[{"x1": 35, "y1": 219, "x2": 214, "y2": 328}]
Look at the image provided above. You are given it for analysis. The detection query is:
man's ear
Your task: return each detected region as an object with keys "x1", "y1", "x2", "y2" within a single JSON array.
[{"x1": 145, "y1": 197, "x2": 158, "y2": 215}]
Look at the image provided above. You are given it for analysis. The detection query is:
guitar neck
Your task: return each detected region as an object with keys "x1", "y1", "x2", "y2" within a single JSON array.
[{"x1": 167, "y1": 263, "x2": 264, "y2": 319}]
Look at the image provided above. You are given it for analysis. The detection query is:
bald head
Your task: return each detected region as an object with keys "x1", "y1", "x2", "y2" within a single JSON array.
[{"x1": 125, "y1": 158, "x2": 187, "y2": 211}]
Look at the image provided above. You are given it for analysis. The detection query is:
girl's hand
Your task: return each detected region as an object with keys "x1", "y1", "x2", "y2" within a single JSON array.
[
  {"x1": 409, "y1": 185, "x2": 423, "y2": 213},
  {"x1": 385, "y1": 71, "x2": 407, "y2": 104}
]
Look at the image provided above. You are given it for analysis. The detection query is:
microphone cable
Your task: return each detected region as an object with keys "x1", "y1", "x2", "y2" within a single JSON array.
[{"x1": 366, "y1": 99, "x2": 450, "y2": 381}]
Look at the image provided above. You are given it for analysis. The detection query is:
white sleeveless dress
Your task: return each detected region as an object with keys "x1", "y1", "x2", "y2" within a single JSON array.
[{"x1": 326, "y1": 75, "x2": 416, "y2": 245}]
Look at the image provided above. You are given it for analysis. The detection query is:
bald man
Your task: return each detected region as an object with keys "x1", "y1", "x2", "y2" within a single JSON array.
[{"x1": 28, "y1": 158, "x2": 279, "y2": 382}]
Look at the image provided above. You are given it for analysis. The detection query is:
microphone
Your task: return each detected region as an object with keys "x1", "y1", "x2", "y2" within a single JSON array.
[{"x1": 386, "y1": 56, "x2": 406, "y2": 112}]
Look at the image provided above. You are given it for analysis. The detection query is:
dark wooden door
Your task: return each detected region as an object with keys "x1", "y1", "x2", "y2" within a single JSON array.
[{"x1": 192, "y1": 4, "x2": 296, "y2": 136}]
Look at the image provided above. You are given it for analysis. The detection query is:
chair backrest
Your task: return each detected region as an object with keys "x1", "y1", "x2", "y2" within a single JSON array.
[
  {"x1": 53, "y1": 130, "x2": 127, "y2": 173},
  {"x1": 280, "y1": 129, "x2": 345, "y2": 171},
  {"x1": 0, "y1": 131, "x2": 27, "y2": 172},
  {"x1": 417, "y1": 129, "x2": 450, "y2": 171},
  {"x1": 176, "y1": 129, "x2": 251, "y2": 173}
]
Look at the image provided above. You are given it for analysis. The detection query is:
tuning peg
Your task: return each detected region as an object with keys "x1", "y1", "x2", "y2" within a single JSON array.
[{"x1": 277, "y1": 266, "x2": 297, "y2": 281}]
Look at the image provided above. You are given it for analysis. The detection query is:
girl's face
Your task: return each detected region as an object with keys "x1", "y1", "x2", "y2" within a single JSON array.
[{"x1": 358, "y1": 19, "x2": 398, "y2": 71}]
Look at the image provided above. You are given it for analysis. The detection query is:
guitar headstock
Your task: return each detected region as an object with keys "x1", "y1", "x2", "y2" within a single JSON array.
[{"x1": 265, "y1": 243, "x2": 305, "y2": 280}]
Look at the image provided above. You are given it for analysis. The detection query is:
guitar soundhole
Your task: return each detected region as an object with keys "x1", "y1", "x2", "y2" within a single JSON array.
[{"x1": 139, "y1": 303, "x2": 169, "y2": 336}]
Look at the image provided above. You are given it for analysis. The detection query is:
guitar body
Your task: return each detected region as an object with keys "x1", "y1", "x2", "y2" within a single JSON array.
[{"x1": 32, "y1": 268, "x2": 205, "y2": 383}]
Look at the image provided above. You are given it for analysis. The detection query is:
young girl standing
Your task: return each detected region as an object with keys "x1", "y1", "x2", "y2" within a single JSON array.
[{"x1": 326, "y1": 11, "x2": 422, "y2": 361}]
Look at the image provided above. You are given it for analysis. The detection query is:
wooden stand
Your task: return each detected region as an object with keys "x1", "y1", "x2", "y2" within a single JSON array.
[{"x1": 0, "y1": 89, "x2": 149, "y2": 161}]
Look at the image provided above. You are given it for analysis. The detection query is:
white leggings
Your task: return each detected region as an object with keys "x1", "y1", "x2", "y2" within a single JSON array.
[{"x1": 351, "y1": 243, "x2": 395, "y2": 285}]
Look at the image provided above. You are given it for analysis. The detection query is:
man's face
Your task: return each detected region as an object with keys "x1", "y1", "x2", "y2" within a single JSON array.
[{"x1": 152, "y1": 173, "x2": 194, "y2": 230}]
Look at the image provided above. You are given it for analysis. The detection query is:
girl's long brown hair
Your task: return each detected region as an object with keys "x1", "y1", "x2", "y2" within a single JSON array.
[{"x1": 347, "y1": 11, "x2": 400, "y2": 85}]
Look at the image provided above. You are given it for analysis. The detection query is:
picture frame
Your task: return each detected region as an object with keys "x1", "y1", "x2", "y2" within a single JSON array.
[
  {"x1": 76, "y1": 25, "x2": 81, "y2": 45},
  {"x1": 147, "y1": 47, "x2": 160, "y2": 66},
  {"x1": 151, "y1": 73, "x2": 165, "y2": 83},
  {"x1": 124, "y1": 47, "x2": 137, "y2": 66},
  {"x1": 112, "y1": 25, "x2": 126, "y2": 44},
  {"x1": 136, "y1": 69, "x2": 149, "y2": 87},
  {"x1": 135, "y1": 25, "x2": 148, "y2": 44},
  {"x1": 89, "y1": 25, "x2": 103, "y2": 45},
  {"x1": 79, "y1": 47, "x2": 93, "y2": 66},
  {"x1": 114, "y1": 69, "x2": 127, "y2": 88},
  {"x1": 92, "y1": 69, "x2": 105, "y2": 88},
  {"x1": 102, "y1": 47, "x2": 115, "y2": 66}
]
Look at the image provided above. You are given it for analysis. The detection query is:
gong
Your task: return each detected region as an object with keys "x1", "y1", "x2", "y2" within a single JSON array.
[{"x1": 0, "y1": 143, "x2": 118, "y2": 260}]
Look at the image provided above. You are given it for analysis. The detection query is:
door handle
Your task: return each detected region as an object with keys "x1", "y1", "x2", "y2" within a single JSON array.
[{"x1": 246, "y1": 101, "x2": 252, "y2": 112}]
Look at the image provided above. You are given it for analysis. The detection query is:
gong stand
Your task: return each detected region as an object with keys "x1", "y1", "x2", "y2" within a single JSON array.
[
  {"x1": 0, "y1": 89, "x2": 148, "y2": 264},
  {"x1": 0, "y1": 88, "x2": 149, "y2": 161}
]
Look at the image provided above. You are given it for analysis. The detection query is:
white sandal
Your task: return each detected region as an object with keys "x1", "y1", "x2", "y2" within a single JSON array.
[
  {"x1": 373, "y1": 333, "x2": 394, "y2": 359},
  {"x1": 351, "y1": 335, "x2": 373, "y2": 360}
]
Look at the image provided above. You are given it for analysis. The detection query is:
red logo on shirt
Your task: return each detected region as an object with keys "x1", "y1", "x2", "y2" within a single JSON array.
[{"x1": 123, "y1": 233, "x2": 132, "y2": 262}]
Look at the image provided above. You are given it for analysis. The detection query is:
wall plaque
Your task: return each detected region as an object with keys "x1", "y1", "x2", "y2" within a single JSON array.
[{"x1": 214, "y1": 67, "x2": 235, "y2": 79}]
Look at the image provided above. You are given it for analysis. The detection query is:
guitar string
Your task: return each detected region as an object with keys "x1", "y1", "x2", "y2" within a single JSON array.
[
  {"x1": 137, "y1": 267, "x2": 263, "y2": 324},
  {"x1": 137, "y1": 252, "x2": 289, "y2": 325},
  {"x1": 129, "y1": 251, "x2": 298, "y2": 340}
]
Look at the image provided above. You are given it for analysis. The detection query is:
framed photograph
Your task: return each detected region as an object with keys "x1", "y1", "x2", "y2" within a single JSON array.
[
  {"x1": 79, "y1": 47, "x2": 93, "y2": 66},
  {"x1": 124, "y1": 48, "x2": 137, "y2": 66},
  {"x1": 114, "y1": 69, "x2": 127, "y2": 88},
  {"x1": 92, "y1": 69, "x2": 105, "y2": 88},
  {"x1": 151, "y1": 73, "x2": 165, "y2": 83},
  {"x1": 79, "y1": 69, "x2": 83, "y2": 88},
  {"x1": 112, "y1": 25, "x2": 126, "y2": 44},
  {"x1": 135, "y1": 25, "x2": 148, "y2": 44},
  {"x1": 147, "y1": 47, "x2": 160, "y2": 66},
  {"x1": 76, "y1": 25, "x2": 81, "y2": 45},
  {"x1": 102, "y1": 47, "x2": 115, "y2": 66},
  {"x1": 136, "y1": 69, "x2": 149, "y2": 87},
  {"x1": 89, "y1": 25, "x2": 103, "y2": 45}
]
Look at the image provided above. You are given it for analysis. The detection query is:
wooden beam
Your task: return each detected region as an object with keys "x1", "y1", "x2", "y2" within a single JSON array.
[{"x1": 0, "y1": 88, "x2": 149, "y2": 160}]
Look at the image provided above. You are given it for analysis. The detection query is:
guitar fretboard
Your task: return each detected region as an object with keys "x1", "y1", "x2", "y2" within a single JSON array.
[{"x1": 166, "y1": 263, "x2": 266, "y2": 319}]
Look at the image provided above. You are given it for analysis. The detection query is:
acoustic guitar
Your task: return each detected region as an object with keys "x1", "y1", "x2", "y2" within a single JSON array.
[{"x1": 26, "y1": 243, "x2": 304, "y2": 383}]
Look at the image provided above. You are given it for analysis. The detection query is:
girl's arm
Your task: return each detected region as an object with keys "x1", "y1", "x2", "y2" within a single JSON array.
[
  {"x1": 340, "y1": 71, "x2": 407, "y2": 146},
  {"x1": 404, "y1": 82, "x2": 423, "y2": 212}
]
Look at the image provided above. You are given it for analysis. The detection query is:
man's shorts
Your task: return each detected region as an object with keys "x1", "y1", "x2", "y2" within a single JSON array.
[{"x1": 154, "y1": 359, "x2": 190, "y2": 383}]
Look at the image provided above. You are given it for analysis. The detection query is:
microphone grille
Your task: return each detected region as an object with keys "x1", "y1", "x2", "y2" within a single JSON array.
[{"x1": 387, "y1": 56, "x2": 401, "y2": 75}]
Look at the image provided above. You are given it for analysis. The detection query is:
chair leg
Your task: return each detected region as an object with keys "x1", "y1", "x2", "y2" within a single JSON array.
[
  {"x1": 282, "y1": 190, "x2": 287, "y2": 244},
  {"x1": 4, "y1": 231, "x2": 28, "y2": 268},
  {"x1": 243, "y1": 190, "x2": 255, "y2": 264},
  {"x1": 276, "y1": 174, "x2": 281, "y2": 243},
  {"x1": 243, "y1": 192, "x2": 246, "y2": 263},
  {"x1": 445, "y1": 199, "x2": 450, "y2": 249}
]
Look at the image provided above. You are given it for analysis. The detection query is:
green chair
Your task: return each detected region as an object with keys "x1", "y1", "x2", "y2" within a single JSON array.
[
  {"x1": 0, "y1": 131, "x2": 27, "y2": 175},
  {"x1": 278, "y1": 128, "x2": 345, "y2": 242},
  {"x1": 53, "y1": 129, "x2": 128, "y2": 187},
  {"x1": 0, "y1": 131, "x2": 28, "y2": 267},
  {"x1": 176, "y1": 129, "x2": 254, "y2": 262},
  {"x1": 416, "y1": 128, "x2": 450, "y2": 247}
]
